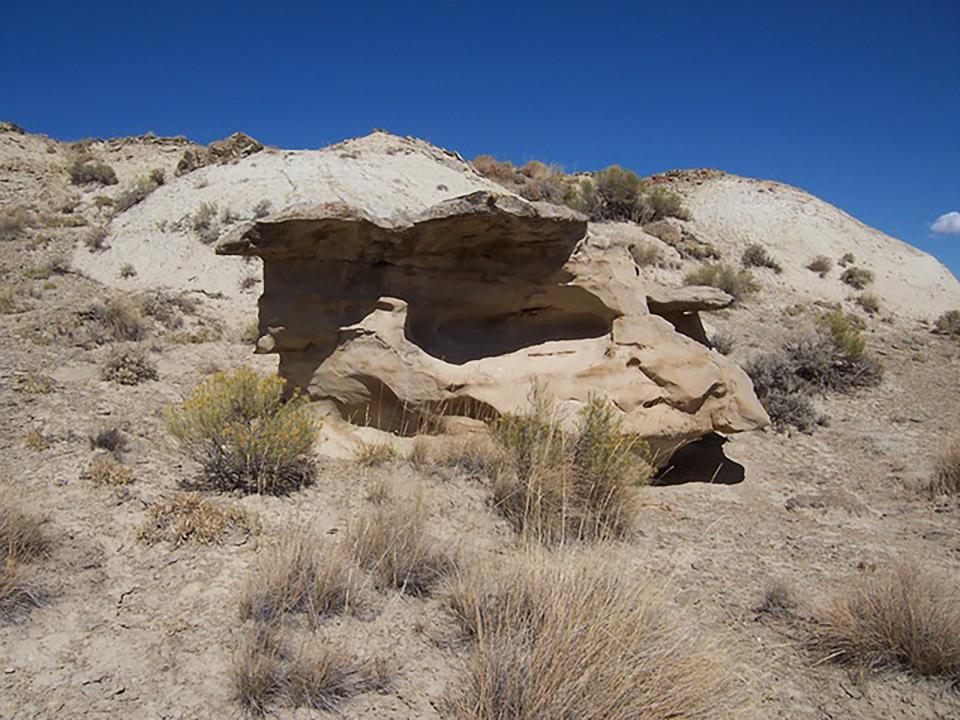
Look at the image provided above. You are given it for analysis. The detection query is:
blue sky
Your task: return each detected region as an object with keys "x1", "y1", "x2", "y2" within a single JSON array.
[{"x1": 3, "y1": 1, "x2": 958, "y2": 276}]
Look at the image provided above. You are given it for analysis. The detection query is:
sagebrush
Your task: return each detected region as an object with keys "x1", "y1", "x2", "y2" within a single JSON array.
[
  {"x1": 166, "y1": 367, "x2": 318, "y2": 494},
  {"x1": 684, "y1": 263, "x2": 759, "y2": 302}
]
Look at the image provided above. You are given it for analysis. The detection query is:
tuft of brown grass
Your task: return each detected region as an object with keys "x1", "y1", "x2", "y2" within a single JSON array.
[
  {"x1": 444, "y1": 551, "x2": 742, "y2": 720},
  {"x1": 232, "y1": 624, "x2": 390, "y2": 715},
  {"x1": 16, "y1": 372, "x2": 55, "y2": 395},
  {"x1": 492, "y1": 391, "x2": 651, "y2": 544},
  {"x1": 84, "y1": 455, "x2": 134, "y2": 486},
  {"x1": 927, "y1": 435, "x2": 960, "y2": 496},
  {"x1": 24, "y1": 428, "x2": 50, "y2": 451},
  {"x1": 754, "y1": 579, "x2": 795, "y2": 618},
  {"x1": 353, "y1": 441, "x2": 398, "y2": 467},
  {"x1": 81, "y1": 295, "x2": 150, "y2": 343},
  {"x1": 841, "y1": 266, "x2": 874, "y2": 289},
  {"x1": 239, "y1": 530, "x2": 363, "y2": 624},
  {"x1": 139, "y1": 493, "x2": 257, "y2": 546},
  {"x1": 0, "y1": 504, "x2": 48, "y2": 620},
  {"x1": 684, "y1": 263, "x2": 759, "y2": 302},
  {"x1": 344, "y1": 496, "x2": 454, "y2": 595},
  {"x1": 810, "y1": 562, "x2": 960, "y2": 681},
  {"x1": 858, "y1": 292, "x2": 881, "y2": 314}
]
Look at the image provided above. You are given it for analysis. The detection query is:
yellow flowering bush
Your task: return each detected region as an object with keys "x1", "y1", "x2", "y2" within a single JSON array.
[{"x1": 166, "y1": 367, "x2": 318, "y2": 494}]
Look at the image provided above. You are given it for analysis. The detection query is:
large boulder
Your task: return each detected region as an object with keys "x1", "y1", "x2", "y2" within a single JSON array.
[{"x1": 218, "y1": 190, "x2": 768, "y2": 460}]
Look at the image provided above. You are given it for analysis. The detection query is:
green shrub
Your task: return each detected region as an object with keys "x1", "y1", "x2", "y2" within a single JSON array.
[
  {"x1": 166, "y1": 367, "x2": 319, "y2": 494},
  {"x1": 838, "y1": 252, "x2": 856, "y2": 267},
  {"x1": 806, "y1": 255, "x2": 833, "y2": 277},
  {"x1": 841, "y1": 266, "x2": 874, "y2": 289},
  {"x1": 684, "y1": 263, "x2": 759, "y2": 302},
  {"x1": 67, "y1": 158, "x2": 118, "y2": 186},
  {"x1": 639, "y1": 186, "x2": 691, "y2": 222},
  {"x1": 742, "y1": 244, "x2": 782, "y2": 273},
  {"x1": 595, "y1": 166, "x2": 644, "y2": 220},
  {"x1": 745, "y1": 311, "x2": 882, "y2": 432},
  {"x1": 934, "y1": 310, "x2": 960, "y2": 336}
]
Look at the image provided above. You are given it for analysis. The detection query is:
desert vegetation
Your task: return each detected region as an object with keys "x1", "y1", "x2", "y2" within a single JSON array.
[
  {"x1": 101, "y1": 345, "x2": 158, "y2": 385},
  {"x1": 841, "y1": 265, "x2": 874, "y2": 289},
  {"x1": 745, "y1": 310, "x2": 882, "y2": 431},
  {"x1": 806, "y1": 255, "x2": 833, "y2": 277},
  {"x1": 934, "y1": 309, "x2": 960, "y2": 337},
  {"x1": 444, "y1": 551, "x2": 742, "y2": 719},
  {"x1": 165, "y1": 367, "x2": 318, "y2": 494},
  {"x1": 684, "y1": 263, "x2": 759, "y2": 301},
  {"x1": 565, "y1": 166, "x2": 690, "y2": 223},
  {"x1": 810, "y1": 562, "x2": 960, "y2": 682},
  {"x1": 742, "y1": 243, "x2": 782, "y2": 273},
  {"x1": 491, "y1": 392, "x2": 651, "y2": 544},
  {"x1": 139, "y1": 493, "x2": 257, "y2": 545},
  {"x1": 927, "y1": 435, "x2": 960, "y2": 496},
  {"x1": 67, "y1": 156, "x2": 117, "y2": 186},
  {"x1": 0, "y1": 504, "x2": 48, "y2": 620}
]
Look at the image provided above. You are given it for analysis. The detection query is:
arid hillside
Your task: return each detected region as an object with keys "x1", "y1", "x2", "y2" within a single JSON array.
[{"x1": 2, "y1": 123, "x2": 960, "y2": 720}]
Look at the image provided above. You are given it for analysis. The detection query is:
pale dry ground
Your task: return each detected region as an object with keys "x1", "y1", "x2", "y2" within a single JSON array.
[{"x1": 2, "y1": 228, "x2": 960, "y2": 719}]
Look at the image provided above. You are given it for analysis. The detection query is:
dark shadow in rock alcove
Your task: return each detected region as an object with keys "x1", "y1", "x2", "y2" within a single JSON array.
[{"x1": 652, "y1": 433, "x2": 745, "y2": 486}]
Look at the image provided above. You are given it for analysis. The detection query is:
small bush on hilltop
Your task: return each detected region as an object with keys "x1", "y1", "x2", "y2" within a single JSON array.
[
  {"x1": 67, "y1": 157, "x2": 118, "y2": 186},
  {"x1": 841, "y1": 266, "x2": 874, "y2": 289},
  {"x1": 561, "y1": 166, "x2": 689, "y2": 224},
  {"x1": 166, "y1": 367, "x2": 318, "y2": 494},
  {"x1": 807, "y1": 255, "x2": 833, "y2": 277},
  {"x1": 492, "y1": 390, "x2": 651, "y2": 544},
  {"x1": 742, "y1": 243, "x2": 783, "y2": 273},
  {"x1": 934, "y1": 309, "x2": 960, "y2": 337},
  {"x1": 684, "y1": 263, "x2": 759, "y2": 302},
  {"x1": 810, "y1": 562, "x2": 960, "y2": 681}
]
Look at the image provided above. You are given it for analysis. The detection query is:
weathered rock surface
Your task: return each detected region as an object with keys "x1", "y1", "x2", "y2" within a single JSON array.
[
  {"x1": 175, "y1": 132, "x2": 263, "y2": 176},
  {"x1": 219, "y1": 190, "x2": 769, "y2": 458}
]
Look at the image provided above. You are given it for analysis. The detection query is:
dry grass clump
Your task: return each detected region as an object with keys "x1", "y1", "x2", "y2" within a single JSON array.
[
  {"x1": 89, "y1": 426, "x2": 127, "y2": 455},
  {"x1": 492, "y1": 392, "x2": 651, "y2": 544},
  {"x1": 838, "y1": 251, "x2": 856, "y2": 267},
  {"x1": 353, "y1": 441, "x2": 398, "y2": 467},
  {"x1": 16, "y1": 371, "x2": 55, "y2": 395},
  {"x1": 807, "y1": 255, "x2": 833, "y2": 277},
  {"x1": 138, "y1": 289, "x2": 197, "y2": 329},
  {"x1": 926, "y1": 435, "x2": 960, "y2": 496},
  {"x1": 754, "y1": 579, "x2": 795, "y2": 618},
  {"x1": 67, "y1": 157, "x2": 117, "y2": 186},
  {"x1": 166, "y1": 367, "x2": 319, "y2": 494},
  {"x1": 742, "y1": 243, "x2": 783, "y2": 273},
  {"x1": 0, "y1": 286, "x2": 27, "y2": 314},
  {"x1": 841, "y1": 265, "x2": 874, "y2": 289},
  {"x1": 119, "y1": 262, "x2": 137, "y2": 278},
  {"x1": 84, "y1": 225, "x2": 108, "y2": 251},
  {"x1": 684, "y1": 263, "x2": 759, "y2": 302},
  {"x1": 240, "y1": 530, "x2": 363, "y2": 624},
  {"x1": 0, "y1": 206, "x2": 34, "y2": 241},
  {"x1": 444, "y1": 552, "x2": 741, "y2": 719},
  {"x1": 252, "y1": 199, "x2": 272, "y2": 218},
  {"x1": 710, "y1": 331, "x2": 735, "y2": 355},
  {"x1": 101, "y1": 346, "x2": 158, "y2": 385},
  {"x1": 471, "y1": 156, "x2": 568, "y2": 204},
  {"x1": 934, "y1": 309, "x2": 960, "y2": 337},
  {"x1": 80, "y1": 295, "x2": 149, "y2": 343},
  {"x1": 233, "y1": 624, "x2": 389, "y2": 715},
  {"x1": 858, "y1": 291, "x2": 881, "y2": 314},
  {"x1": 139, "y1": 492, "x2": 257, "y2": 546},
  {"x1": 629, "y1": 240, "x2": 663, "y2": 267},
  {"x1": 24, "y1": 428, "x2": 50, "y2": 451},
  {"x1": 344, "y1": 497, "x2": 454, "y2": 595},
  {"x1": 191, "y1": 202, "x2": 219, "y2": 243},
  {"x1": 114, "y1": 174, "x2": 162, "y2": 212},
  {"x1": 1, "y1": 504, "x2": 49, "y2": 620},
  {"x1": 810, "y1": 562, "x2": 960, "y2": 681},
  {"x1": 84, "y1": 455, "x2": 134, "y2": 486},
  {"x1": 23, "y1": 255, "x2": 70, "y2": 280}
]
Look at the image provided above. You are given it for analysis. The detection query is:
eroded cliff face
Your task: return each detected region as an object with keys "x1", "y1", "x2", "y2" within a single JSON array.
[{"x1": 218, "y1": 190, "x2": 768, "y2": 459}]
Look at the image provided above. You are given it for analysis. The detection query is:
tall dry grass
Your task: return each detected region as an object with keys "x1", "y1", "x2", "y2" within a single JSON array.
[
  {"x1": 444, "y1": 551, "x2": 742, "y2": 719},
  {"x1": 492, "y1": 391, "x2": 651, "y2": 544},
  {"x1": 810, "y1": 562, "x2": 960, "y2": 680},
  {"x1": 0, "y1": 504, "x2": 49, "y2": 620}
]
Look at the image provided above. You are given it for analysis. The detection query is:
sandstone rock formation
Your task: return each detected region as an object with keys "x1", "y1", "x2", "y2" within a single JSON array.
[
  {"x1": 218, "y1": 190, "x2": 769, "y2": 459},
  {"x1": 175, "y1": 132, "x2": 263, "y2": 176}
]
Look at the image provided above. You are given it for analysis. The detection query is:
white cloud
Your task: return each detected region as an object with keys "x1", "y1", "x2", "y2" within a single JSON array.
[{"x1": 931, "y1": 211, "x2": 960, "y2": 236}]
